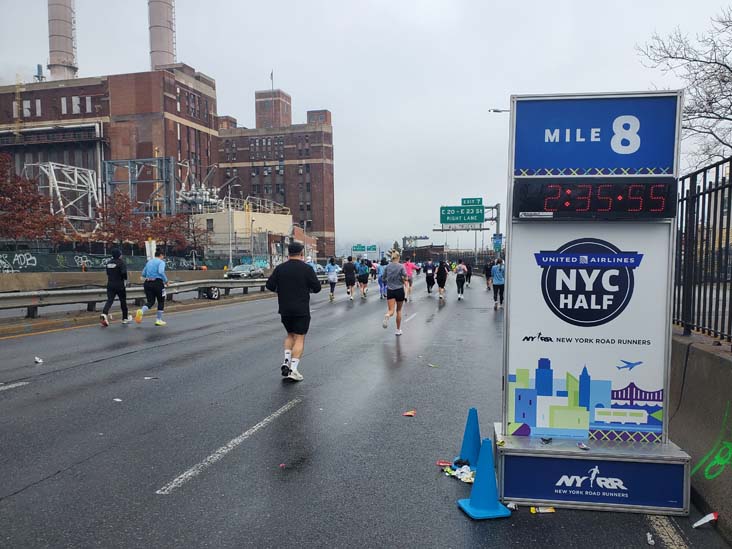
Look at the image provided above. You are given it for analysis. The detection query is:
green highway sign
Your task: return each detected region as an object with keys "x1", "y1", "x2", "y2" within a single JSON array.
[
  {"x1": 461, "y1": 197, "x2": 483, "y2": 206},
  {"x1": 366, "y1": 245, "x2": 377, "y2": 252},
  {"x1": 440, "y1": 205, "x2": 485, "y2": 224},
  {"x1": 352, "y1": 244, "x2": 366, "y2": 252}
]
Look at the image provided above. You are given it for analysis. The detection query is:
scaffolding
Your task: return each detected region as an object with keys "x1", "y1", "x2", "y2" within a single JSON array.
[
  {"x1": 22, "y1": 161, "x2": 102, "y2": 231},
  {"x1": 104, "y1": 157, "x2": 177, "y2": 215}
]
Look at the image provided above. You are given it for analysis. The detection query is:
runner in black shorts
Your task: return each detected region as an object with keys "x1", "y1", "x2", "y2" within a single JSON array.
[
  {"x1": 436, "y1": 260, "x2": 449, "y2": 300},
  {"x1": 342, "y1": 256, "x2": 357, "y2": 301},
  {"x1": 266, "y1": 242, "x2": 322, "y2": 381},
  {"x1": 381, "y1": 251, "x2": 407, "y2": 336}
]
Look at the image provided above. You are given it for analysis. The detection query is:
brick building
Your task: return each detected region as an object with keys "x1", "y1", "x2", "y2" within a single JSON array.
[
  {"x1": 218, "y1": 90, "x2": 335, "y2": 257},
  {"x1": 0, "y1": 63, "x2": 218, "y2": 209}
]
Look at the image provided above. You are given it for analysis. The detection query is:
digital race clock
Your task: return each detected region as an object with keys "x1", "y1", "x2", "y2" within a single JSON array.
[{"x1": 512, "y1": 178, "x2": 677, "y2": 220}]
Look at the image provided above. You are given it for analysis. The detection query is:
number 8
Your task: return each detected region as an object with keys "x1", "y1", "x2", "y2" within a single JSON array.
[{"x1": 611, "y1": 115, "x2": 641, "y2": 155}]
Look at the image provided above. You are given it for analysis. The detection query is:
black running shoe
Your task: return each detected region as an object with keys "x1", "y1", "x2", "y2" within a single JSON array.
[{"x1": 281, "y1": 363, "x2": 292, "y2": 377}]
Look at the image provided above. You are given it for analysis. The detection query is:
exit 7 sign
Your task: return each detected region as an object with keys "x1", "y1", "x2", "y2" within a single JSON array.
[{"x1": 462, "y1": 197, "x2": 483, "y2": 206}]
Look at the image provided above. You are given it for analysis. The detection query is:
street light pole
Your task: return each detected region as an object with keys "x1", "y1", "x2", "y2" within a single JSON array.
[
  {"x1": 250, "y1": 218, "x2": 255, "y2": 266},
  {"x1": 228, "y1": 184, "x2": 233, "y2": 269}
]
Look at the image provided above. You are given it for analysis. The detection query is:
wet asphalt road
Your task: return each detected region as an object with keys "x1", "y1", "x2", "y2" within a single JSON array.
[{"x1": 0, "y1": 275, "x2": 728, "y2": 548}]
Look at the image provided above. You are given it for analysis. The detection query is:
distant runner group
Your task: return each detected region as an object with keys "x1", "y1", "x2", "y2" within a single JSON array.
[{"x1": 96, "y1": 241, "x2": 506, "y2": 383}]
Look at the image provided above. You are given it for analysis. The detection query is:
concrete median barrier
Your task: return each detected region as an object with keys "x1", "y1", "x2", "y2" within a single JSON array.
[{"x1": 670, "y1": 328, "x2": 732, "y2": 542}]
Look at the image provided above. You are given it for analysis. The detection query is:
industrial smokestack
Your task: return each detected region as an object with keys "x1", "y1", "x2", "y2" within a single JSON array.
[
  {"x1": 47, "y1": 0, "x2": 78, "y2": 80},
  {"x1": 148, "y1": 0, "x2": 176, "y2": 70}
]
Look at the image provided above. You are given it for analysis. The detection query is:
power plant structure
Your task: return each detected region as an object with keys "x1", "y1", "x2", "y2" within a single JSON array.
[
  {"x1": 0, "y1": 0, "x2": 336, "y2": 256},
  {"x1": 148, "y1": 0, "x2": 177, "y2": 70},
  {"x1": 47, "y1": 0, "x2": 78, "y2": 80}
]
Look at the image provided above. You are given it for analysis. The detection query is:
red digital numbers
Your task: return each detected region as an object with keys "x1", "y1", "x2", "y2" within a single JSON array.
[
  {"x1": 597, "y1": 184, "x2": 613, "y2": 212},
  {"x1": 627, "y1": 184, "x2": 644, "y2": 212},
  {"x1": 544, "y1": 184, "x2": 561, "y2": 212},
  {"x1": 576, "y1": 184, "x2": 592, "y2": 212},
  {"x1": 650, "y1": 184, "x2": 666, "y2": 212},
  {"x1": 540, "y1": 182, "x2": 670, "y2": 214}
]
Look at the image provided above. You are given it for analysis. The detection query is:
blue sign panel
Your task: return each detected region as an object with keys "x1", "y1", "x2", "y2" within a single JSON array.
[
  {"x1": 513, "y1": 94, "x2": 679, "y2": 177},
  {"x1": 504, "y1": 454, "x2": 685, "y2": 509}
]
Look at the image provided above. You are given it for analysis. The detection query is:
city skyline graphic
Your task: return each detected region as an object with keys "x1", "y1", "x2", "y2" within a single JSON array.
[{"x1": 507, "y1": 357, "x2": 664, "y2": 443}]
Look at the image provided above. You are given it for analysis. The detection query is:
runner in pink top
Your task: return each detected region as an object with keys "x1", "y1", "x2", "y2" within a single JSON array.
[{"x1": 403, "y1": 257, "x2": 417, "y2": 302}]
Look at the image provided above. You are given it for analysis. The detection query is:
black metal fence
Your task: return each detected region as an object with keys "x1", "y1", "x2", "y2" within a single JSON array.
[{"x1": 674, "y1": 156, "x2": 732, "y2": 339}]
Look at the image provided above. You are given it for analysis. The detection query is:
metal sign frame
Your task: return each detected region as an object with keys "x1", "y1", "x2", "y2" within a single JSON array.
[{"x1": 502, "y1": 91, "x2": 683, "y2": 444}]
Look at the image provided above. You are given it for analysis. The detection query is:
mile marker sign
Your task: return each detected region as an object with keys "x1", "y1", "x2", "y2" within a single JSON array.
[{"x1": 496, "y1": 91, "x2": 691, "y2": 515}]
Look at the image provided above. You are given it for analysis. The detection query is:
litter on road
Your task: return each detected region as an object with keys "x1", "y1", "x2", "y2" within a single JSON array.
[
  {"x1": 402, "y1": 410, "x2": 416, "y2": 417},
  {"x1": 34, "y1": 356, "x2": 43, "y2": 364},
  {"x1": 279, "y1": 463, "x2": 286, "y2": 469},
  {"x1": 435, "y1": 460, "x2": 452, "y2": 467},
  {"x1": 530, "y1": 507, "x2": 556, "y2": 514},
  {"x1": 443, "y1": 465, "x2": 475, "y2": 483},
  {"x1": 143, "y1": 376, "x2": 159, "y2": 380},
  {"x1": 577, "y1": 442, "x2": 590, "y2": 451},
  {"x1": 427, "y1": 363, "x2": 440, "y2": 368},
  {"x1": 646, "y1": 532, "x2": 655, "y2": 546},
  {"x1": 541, "y1": 437, "x2": 552, "y2": 445},
  {"x1": 113, "y1": 398, "x2": 123, "y2": 402},
  {"x1": 507, "y1": 503, "x2": 518, "y2": 511},
  {"x1": 692, "y1": 512, "x2": 719, "y2": 528}
]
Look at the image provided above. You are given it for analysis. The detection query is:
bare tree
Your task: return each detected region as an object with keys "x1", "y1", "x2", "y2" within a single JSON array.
[{"x1": 639, "y1": 8, "x2": 732, "y2": 167}]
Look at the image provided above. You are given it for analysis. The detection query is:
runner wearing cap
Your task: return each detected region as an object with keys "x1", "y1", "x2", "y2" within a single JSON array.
[
  {"x1": 266, "y1": 241, "x2": 322, "y2": 381},
  {"x1": 490, "y1": 258, "x2": 506, "y2": 309}
]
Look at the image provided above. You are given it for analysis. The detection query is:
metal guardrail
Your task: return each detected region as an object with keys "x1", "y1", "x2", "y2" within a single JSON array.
[{"x1": 0, "y1": 274, "x2": 338, "y2": 317}]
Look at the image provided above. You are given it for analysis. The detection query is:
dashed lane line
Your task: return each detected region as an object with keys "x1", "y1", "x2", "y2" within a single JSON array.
[
  {"x1": 155, "y1": 398, "x2": 302, "y2": 495},
  {"x1": 0, "y1": 382, "x2": 29, "y2": 392},
  {"x1": 646, "y1": 515, "x2": 689, "y2": 549}
]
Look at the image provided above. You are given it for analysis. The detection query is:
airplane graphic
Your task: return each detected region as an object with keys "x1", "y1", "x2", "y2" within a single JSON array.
[{"x1": 616, "y1": 360, "x2": 643, "y2": 371}]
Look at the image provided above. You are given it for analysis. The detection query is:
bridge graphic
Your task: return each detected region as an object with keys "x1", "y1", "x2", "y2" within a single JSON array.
[{"x1": 611, "y1": 382, "x2": 663, "y2": 406}]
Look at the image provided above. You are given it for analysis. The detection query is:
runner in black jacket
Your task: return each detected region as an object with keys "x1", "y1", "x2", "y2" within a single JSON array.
[
  {"x1": 100, "y1": 249, "x2": 130, "y2": 327},
  {"x1": 266, "y1": 241, "x2": 322, "y2": 381}
]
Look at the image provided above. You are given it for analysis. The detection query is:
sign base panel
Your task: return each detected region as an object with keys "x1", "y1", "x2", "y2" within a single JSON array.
[{"x1": 493, "y1": 423, "x2": 689, "y2": 515}]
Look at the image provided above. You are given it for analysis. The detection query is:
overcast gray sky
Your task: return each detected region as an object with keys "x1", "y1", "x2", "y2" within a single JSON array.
[{"x1": 0, "y1": 0, "x2": 725, "y2": 253}]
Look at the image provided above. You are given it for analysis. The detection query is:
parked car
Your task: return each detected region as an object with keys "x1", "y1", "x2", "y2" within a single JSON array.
[{"x1": 224, "y1": 264, "x2": 265, "y2": 279}]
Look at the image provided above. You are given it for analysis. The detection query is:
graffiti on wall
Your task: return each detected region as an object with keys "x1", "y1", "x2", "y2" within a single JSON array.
[
  {"x1": 0, "y1": 252, "x2": 38, "y2": 273},
  {"x1": 0, "y1": 252, "x2": 228, "y2": 273},
  {"x1": 691, "y1": 400, "x2": 732, "y2": 481}
]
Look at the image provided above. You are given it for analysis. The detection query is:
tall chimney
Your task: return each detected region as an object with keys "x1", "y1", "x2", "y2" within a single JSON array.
[
  {"x1": 47, "y1": 0, "x2": 78, "y2": 80},
  {"x1": 148, "y1": 0, "x2": 176, "y2": 70}
]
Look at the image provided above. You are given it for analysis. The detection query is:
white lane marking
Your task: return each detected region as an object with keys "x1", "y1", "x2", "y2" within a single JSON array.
[
  {"x1": 0, "y1": 382, "x2": 29, "y2": 392},
  {"x1": 646, "y1": 515, "x2": 688, "y2": 549},
  {"x1": 155, "y1": 398, "x2": 302, "y2": 495},
  {"x1": 404, "y1": 313, "x2": 417, "y2": 323}
]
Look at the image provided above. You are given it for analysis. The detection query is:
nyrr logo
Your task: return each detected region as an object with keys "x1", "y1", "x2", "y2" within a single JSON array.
[
  {"x1": 555, "y1": 466, "x2": 628, "y2": 491},
  {"x1": 534, "y1": 238, "x2": 643, "y2": 327},
  {"x1": 522, "y1": 332, "x2": 554, "y2": 342}
]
